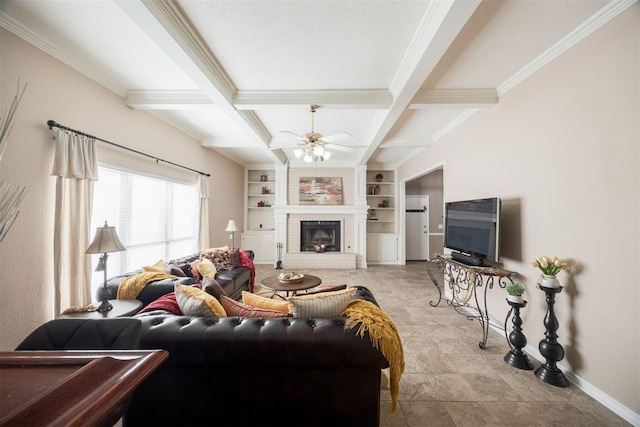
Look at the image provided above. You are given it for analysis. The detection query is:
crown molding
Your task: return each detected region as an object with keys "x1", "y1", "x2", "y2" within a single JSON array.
[
  {"x1": 432, "y1": 109, "x2": 479, "y2": 142},
  {"x1": 497, "y1": 0, "x2": 638, "y2": 97},
  {"x1": 410, "y1": 88, "x2": 497, "y2": 108},
  {"x1": 0, "y1": 12, "x2": 126, "y2": 97}
]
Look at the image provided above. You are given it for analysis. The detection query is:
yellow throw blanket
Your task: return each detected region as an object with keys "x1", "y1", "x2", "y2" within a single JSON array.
[
  {"x1": 117, "y1": 271, "x2": 176, "y2": 300},
  {"x1": 341, "y1": 299, "x2": 405, "y2": 413}
]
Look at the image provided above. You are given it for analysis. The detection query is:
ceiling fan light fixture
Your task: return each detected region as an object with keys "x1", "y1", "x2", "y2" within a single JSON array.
[
  {"x1": 313, "y1": 145, "x2": 324, "y2": 156},
  {"x1": 323, "y1": 151, "x2": 332, "y2": 161},
  {"x1": 303, "y1": 153, "x2": 314, "y2": 163},
  {"x1": 293, "y1": 148, "x2": 304, "y2": 159}
]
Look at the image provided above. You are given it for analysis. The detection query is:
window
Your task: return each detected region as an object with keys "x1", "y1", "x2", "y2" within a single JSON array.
[{"x1": 89, "y1": 166, "x2": 198, "y2": 298}]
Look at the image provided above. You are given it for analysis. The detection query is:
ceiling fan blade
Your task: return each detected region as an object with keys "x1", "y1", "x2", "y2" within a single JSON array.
[{"x1": 321, "y1": 132, "x2": 352, "y2": 143}]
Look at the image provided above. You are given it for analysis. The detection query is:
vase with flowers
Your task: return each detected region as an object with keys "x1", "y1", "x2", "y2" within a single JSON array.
[{"x1": 531, "y1": 255, "x2": 570, "y2": 288}]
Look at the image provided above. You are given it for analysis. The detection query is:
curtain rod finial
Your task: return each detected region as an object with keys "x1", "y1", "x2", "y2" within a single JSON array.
[{"x1": 47, "y1": 120, "x2": 56, "y2": 130}]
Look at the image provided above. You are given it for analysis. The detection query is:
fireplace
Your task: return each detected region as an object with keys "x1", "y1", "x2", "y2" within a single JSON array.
[{"x1": 300, "y1": 221, "x2": 341, "y2": 252}]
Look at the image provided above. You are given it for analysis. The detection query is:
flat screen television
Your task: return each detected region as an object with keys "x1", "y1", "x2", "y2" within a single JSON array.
[{"x1": 444, "y1": 197, "x2": 501, "y2": 266}]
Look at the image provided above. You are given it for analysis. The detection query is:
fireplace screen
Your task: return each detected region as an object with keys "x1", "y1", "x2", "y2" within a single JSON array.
[{"x1": 300, "y1": 221, "x2": 341, "y2": 252}]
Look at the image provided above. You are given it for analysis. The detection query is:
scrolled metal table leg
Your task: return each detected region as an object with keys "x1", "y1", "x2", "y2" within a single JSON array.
[{"x1": 427, "y1": 257, "x2": 443, "y2": 307}]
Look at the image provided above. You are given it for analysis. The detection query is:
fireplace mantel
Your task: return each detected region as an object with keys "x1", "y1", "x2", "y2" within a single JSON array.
[
  {"x1": 273, "y1": 205, "x2": 369, "y2": 215},
  {"x1": 273, "y1": 204, "x2": 369, "y2": 268}
]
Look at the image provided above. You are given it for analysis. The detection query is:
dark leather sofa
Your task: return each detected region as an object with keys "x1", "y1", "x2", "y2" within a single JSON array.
[
  {"x1": 123, "y1": 286, "x2": 389, "y2": 427},
  {"x1": 104, "y1": 250, "x2": 254, "y2": 305}
]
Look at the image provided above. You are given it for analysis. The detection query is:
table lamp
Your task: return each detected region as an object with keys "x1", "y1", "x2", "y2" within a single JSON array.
[
  {"x1": 86, "y1": 221, "x2": 125, "y2": 312},
  {"x1": 225, "y1": 219, "x2": 239, "y2": 248}
]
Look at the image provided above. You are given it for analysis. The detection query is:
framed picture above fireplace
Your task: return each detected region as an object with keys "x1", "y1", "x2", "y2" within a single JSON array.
[{"x1": 299, "y1": 177, "x2": 343, "y2": 205}]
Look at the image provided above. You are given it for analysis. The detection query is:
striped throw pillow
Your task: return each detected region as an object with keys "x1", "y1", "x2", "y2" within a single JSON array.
[
  {"x1": 220, "y1": 296, "x2": 291, "y2": 318},
  {"x1": 288, "y1": 287, "x2": 356, "y2": 317}
]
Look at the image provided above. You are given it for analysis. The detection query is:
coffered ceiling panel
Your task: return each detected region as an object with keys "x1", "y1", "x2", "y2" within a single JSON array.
[{"x1": 0, "y1": 0, "x2": 625, "y2": 168}]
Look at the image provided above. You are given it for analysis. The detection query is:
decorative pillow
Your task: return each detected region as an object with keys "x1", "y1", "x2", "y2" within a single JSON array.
[
  {"x1": 201, "y1": 250, "x2": 234, "y2": 272},
  {"x1": 176, "y1": 262, "x2": 196, "y2": 278},
  {"x1": 242, "y1": 291, "x2": 291, "y2": 313},
  {"x1": 303, "y1": 284, "x2": 347, "y2": 296},
  {"x1": 197, "y1": 257, "x2": 217, "y2": 278},
  {"x1": 143, "y1": 260, "x2": 168, "y2": 273},
  {"x1": 138, "y1": 291, "x2": 182, "y2": 315},
  {"x1": 175, "y1": 283, "x2": 226, "y2": 317},
  {"x1": 201, "y1": 276, "x2": 227, "y2": 300},
  {"x1": 220, "y1": 296, "x2": 291, "y2": 318},
  {"x1": 230, "y1": 247, "x2": 242, "y2": 268},
  {"x1": 189, "y1": 260, "x2": 202, "y2": 279},
  {"x1": 288, "y1": 287, "x2": 356, "y2": 317},
  {"x1": 166, "y1": 264, "x2": 186, "y2": 277}
]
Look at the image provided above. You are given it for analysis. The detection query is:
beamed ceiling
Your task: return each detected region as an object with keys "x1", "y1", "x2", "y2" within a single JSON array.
[{"x1": 0, "y1": 0, "x2": 622, "y2": 168}]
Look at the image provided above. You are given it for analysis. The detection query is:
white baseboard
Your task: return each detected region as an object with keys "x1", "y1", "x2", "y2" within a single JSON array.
[{"x1": 488, "y1": 322, "x2": 640, "y2": 426}]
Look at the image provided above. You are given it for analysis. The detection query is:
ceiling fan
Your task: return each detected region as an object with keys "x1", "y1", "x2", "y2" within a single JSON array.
[{"x1": 270, "y1": 105, "x2": 355, "y2": 162}]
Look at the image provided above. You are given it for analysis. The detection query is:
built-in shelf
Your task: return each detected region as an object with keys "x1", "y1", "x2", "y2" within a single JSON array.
[{"x1": 245, "y1": 169, "x2": 276, "y2": 232}]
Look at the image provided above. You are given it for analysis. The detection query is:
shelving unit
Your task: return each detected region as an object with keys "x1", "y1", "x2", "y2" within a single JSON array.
[
  {"x1": 243, "y1": 169, "x2": 275, "y2": 264},
  {"x1": 366, "y1": 169, "x2": 399, "y2": 264},
  {"x1": 366, "y1": 170, "x2": 395, "y2": 234},
  {"x1": 246, "y1": 169, "x2": 275, "y2": 231}
]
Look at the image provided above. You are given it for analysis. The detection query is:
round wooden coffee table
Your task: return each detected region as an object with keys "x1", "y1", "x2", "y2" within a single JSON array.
[{"x1": 260, "y1": 274, "x2": 322, "y2": 298}]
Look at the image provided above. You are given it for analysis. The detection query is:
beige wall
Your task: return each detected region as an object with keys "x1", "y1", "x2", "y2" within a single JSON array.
[
  {"x1": 0, "y1": 29, "x2": 245, "y2": 350},
  {"x1": 399, "y1": 7, "x2": 639, "y2": 413}
]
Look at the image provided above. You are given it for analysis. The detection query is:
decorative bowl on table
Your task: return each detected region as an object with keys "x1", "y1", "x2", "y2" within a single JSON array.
[{"x1": 278, "y1": 272, "x2": 304, "y2": 284}]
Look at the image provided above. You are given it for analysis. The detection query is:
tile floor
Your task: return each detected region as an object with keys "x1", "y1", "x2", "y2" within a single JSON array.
[{"x1": 254, "y1": 262, "x2": 630, "y2": 427}]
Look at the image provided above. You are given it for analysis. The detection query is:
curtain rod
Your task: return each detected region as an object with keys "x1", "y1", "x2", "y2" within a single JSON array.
[{"x1": 46, "y1": 120, "x2": 210, "y2": 177}]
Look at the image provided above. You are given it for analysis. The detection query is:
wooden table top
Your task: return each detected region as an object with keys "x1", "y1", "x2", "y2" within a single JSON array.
[
  {"x1": 260, "y1": 274, "x2": 322, "y2": 294},
  {"x1": 0, "y1": 350, "x2": 168, "y2": 426}
]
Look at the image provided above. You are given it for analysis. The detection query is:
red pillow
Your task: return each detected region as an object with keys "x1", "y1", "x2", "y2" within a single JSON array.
[
  {"x1": 137, "y1": 292, "x2": 182, "y2": 315},
  {"x1": 138, "y1": 284, "x2": 206, "y2": 315}
]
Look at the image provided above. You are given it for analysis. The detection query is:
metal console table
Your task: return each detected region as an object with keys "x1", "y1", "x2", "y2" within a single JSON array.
[{"x1": 427, "y1": 254, "x2": 514, "y2": 349}]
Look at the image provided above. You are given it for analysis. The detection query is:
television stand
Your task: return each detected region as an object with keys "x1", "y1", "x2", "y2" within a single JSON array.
[{"x1": 427, "y1": 254, "x2": 514, "y2": 349}]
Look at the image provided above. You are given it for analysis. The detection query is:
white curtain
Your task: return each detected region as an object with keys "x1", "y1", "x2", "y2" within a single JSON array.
[
  {"x1": 51, "y1": 129, "x2": 98, "y2": 315},
  {"x1": 198, "y1": 174, "x2": 210, "y2": 250}
]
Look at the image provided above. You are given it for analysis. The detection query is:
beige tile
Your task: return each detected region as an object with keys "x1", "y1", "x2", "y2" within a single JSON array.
[
  {"x1": 444, "y1": 401, "x2": 506, "y2": 426},
  {"x1": 252, "y1": 263, "x2": 630, "y2": 426},
  {"x1": 400, "y1": 401, "x2": 456, "y2": 427},
  {"x1": 428, "y1": 373, "x2": 523, "y2": 402},
  {"x1": 483, "y1": 401, "x2": 601, "y2": 426}
]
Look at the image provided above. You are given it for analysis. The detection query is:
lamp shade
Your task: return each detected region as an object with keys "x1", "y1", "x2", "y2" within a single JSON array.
[
  {"x1": 86, "y1": 221, "x2": 125, "y2": 254},
  {"x1": 225, "y1": 219, "x2": 239, "y2": 232}
]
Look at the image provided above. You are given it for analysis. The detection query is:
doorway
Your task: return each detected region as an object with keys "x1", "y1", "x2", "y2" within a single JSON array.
[
  {"x1": 406, "y1": 195, "x2": 429, "y2": 260},
  {"x1": 403, "y1": 167, "x2": 444, "y2": 263}
]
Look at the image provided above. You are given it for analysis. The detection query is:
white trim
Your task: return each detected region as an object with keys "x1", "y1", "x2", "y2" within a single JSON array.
[
  {"x1": 487, "y1": 322, "x2": 640, "y2": 426},
  {"x1": 497, "y1": 0, "x2": 638, "y2": 97},
  {"x1": 0, "y1": 12, "x2": 126, "y2": 96},
  {"x1": 433, "y1": 109, "x2": 479, "y2": 142}
]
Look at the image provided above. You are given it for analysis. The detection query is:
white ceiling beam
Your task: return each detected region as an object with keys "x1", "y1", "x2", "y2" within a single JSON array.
[
  {"x1": 115, "y1": 0, "x2": 287, "y2": 164},
  {"x1": 126, "y1": 87, "x2": 496, "y2": 111},
  {"x1": 234, "y1": 90, "x2": 392, "y2": 110},
  {"x1": 357, "y1": 0, "x2": 482, "y2": 166},
  {"x1": 409, "y1": 88, "x2": 497, "y2": 109},
  {"x1": 125, "y1": 90, "x2": 214, "y2": 110}
]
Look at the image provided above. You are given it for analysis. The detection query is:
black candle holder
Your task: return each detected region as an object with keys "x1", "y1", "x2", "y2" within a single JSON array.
[
  {"x1": 503, "y1": 300, "x2": 534, "y2": 370},
  {"x1": 535, "y1": 285, "x2": 569, "y2": 387}
]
